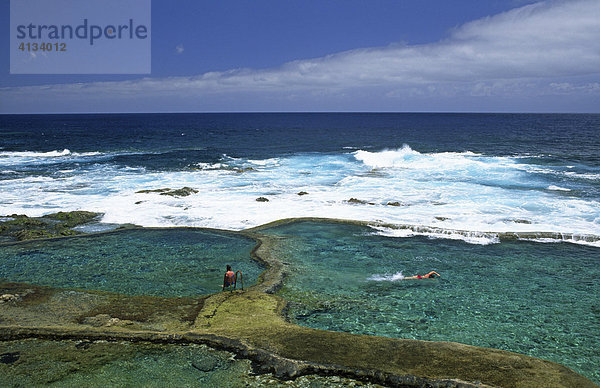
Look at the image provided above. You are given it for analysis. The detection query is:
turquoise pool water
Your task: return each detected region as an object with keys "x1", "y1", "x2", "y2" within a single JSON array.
[
  {"x1": 0, "y1": 228, "x2": 262, "y2": 297},
  {"x1": 263, "y1": 221, "x2": 600, "y2": 383}
]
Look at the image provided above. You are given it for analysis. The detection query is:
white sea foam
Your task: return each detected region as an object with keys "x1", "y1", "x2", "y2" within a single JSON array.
[
  {"x1": 353, "y1": 145, "x2": 483, "y2": 170},
  {"x1": 0, "y1": 149, "x2": 105, "y2": 159},
  {"x1": 1, "y1": 146, "x2": 599, "y2": 247},
  {"x1": 368, "y1": 272, "x2": 405, "y2": 281},
  {"x1": 371, "y1": 226, "x2": 501, "y2": 245},
  {"x1": 563, "y1": 171, "x2": 600, "y2": 180},
  {"x1": 0, "y1": 149, "x2": 107, "y2": 168},
  {"x1": 547, "y1": 185, "x2": 571, "y2": 191},
  {"x1": 522, "y1": 165, "x2": 600, "y2": 181},
  {"x1": 192, "y1": 162, "x2": 229, "y2": 170},
  {"x1": 0, "y1": 149, "x2": 73, "y2": 158}
]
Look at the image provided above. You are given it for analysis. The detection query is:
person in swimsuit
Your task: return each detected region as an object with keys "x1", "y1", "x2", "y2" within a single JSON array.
[
  {"x1": 404, "y1": 271, "x2": 440, "y2": 280},
  {"x1": 222, "y1": 265, "x2": 236, "y2": 288}
]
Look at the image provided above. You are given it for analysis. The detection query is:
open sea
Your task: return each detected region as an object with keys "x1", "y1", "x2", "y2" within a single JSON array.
[
  {"x1": 1, "y1": 113, "x2": 599, "y2": 383},
  {"x1": 1, "y1": 113, "x2": 599, "y2": 243}
]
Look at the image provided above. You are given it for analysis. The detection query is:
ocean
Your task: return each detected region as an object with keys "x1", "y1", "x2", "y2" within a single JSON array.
[
  {"x1": 1, "y1": 113, "x2": 599, "y2": 383},
  {"x1": 1, "y1": 113, "x2": 599, "y2": 245}
]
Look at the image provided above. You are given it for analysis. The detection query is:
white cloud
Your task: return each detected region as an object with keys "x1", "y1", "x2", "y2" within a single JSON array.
[
  {"x1": 2, "y1": 0, "x2": 599, "y2": 112},
  {"x1": 175, "y1": 44, "x2": 184, "y2": 54},
  {"x1": 549, "y1": 82, "x2": 600, "y2": 94}
]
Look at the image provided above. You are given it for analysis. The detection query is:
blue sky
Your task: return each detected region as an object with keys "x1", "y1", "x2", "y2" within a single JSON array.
[{"x1": 1, "y1": 0, "x2": 599, "y2": 113}]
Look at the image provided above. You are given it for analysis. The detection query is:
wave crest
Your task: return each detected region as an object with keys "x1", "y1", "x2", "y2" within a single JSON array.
[
  {"x1": 370, "y1": 224, "x2": 600, "y2": 247},
  {"x1": 352, "y1": 145, "x2": 420, "y2": 168},
  {"x1": 0, "y1": 149, "x2": 72, "y2": 158},
  {"x1": 352, "y1": 145, "x2": 485, "y2": 172}
]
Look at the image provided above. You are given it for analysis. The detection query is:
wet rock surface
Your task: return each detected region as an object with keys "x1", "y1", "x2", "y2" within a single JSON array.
[
  {"x1": 136, "y1": 187, "x2": 198, "y2": 197},
  {"x1": 346, "y1": 198, "x2": 375, "y2": 205}
]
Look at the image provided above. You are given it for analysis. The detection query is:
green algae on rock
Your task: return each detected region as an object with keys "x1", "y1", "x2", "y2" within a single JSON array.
[
  {"x1": 0, "y1": 339, "x2": 385, "y2": 388},
  {"x1": 41, "y1": 211, "x2": 101, "y2": 227},
  {"x1": 0, "y1": 211, "x2": 102, "y2": 242}
]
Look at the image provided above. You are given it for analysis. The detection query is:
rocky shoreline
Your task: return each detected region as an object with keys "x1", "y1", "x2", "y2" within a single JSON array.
[{"x1": 0, "y1": 212, "x2": 597, "y2": 387}]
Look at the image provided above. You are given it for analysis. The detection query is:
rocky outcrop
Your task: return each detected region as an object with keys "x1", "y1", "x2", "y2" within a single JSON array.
[
  {"x1": 235, "y1": 167, "x2": 257, "y2": 173},
  {"x1": 0, "y1": 211, "x2": 102, "y2": 242},
  {"x1": 346, "y1": 198, "x2": 375, "y2": 205},
  {"x1": 136, "y1": 187, "x2": 198, "y2": 197}
]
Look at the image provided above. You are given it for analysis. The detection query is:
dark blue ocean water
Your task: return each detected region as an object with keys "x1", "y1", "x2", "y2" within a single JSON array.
[{"x1": 2, "y1": 113, "x2": 599, "y2": 165}]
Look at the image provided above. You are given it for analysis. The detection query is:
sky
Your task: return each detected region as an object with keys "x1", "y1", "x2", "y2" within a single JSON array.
[{"x1": 1, "y1": 0, "x2": 599, "y2": 113}]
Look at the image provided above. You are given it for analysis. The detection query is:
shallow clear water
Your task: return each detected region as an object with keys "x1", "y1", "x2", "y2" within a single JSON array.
[
  {"x1": 0, "y1": 339, "x2": 381, "y2": 387},
  {"x1": 0, "y1": 228, "x2": 261, "y2": 297},
  {"x1": 264, "y1": 221, "x2": 600, "y2": 383}
]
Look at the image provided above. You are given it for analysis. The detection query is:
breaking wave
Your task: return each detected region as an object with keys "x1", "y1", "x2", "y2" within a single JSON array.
[
  {"x1": 370, "y1": 224, "x2": 600, "y2": 247},
  {"x1": 1, "y1": 145, "x2": 599, "y2": 247}
]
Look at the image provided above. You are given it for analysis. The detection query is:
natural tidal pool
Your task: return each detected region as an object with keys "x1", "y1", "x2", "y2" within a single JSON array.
[
  {"x1": 262, "y1": 221, "x2": 600, "y2": 384},
  {"x1": 0, "y1": 339, "x2": 381, "y2": 387},
  {"x1": 0, "y1": 228, "x2": 262, "y2": 297}
]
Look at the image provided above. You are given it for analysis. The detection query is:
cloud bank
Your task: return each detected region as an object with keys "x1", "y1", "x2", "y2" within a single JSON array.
[{"x1": 2, "y1": 0, "x2": 600, "y2": 112}]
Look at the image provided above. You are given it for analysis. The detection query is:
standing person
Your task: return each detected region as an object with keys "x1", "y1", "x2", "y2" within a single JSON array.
[{"x1": 222, "y1": 265, "x2": 236, "y2": 289}]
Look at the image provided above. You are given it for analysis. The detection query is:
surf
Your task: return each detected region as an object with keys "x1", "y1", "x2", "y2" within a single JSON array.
[{"x1": 1, "y1": 145, "x2": 599, "y2": 247}]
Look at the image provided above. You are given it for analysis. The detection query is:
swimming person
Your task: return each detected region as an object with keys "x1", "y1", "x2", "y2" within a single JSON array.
[
  {"x1": 222, "y1": 265, "x2": 236, "y2": 288},
  {"x1": 404, "y1": 271, "x2": 440, "y2": 280}
]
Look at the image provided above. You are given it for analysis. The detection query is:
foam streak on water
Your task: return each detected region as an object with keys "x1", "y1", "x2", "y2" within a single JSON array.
[
  {"x1": 367, "y1": 272, "x2": 405, "y2": 281},
  {"x1": 1, "y1": 145, "x2": 599, "y2": 246}
]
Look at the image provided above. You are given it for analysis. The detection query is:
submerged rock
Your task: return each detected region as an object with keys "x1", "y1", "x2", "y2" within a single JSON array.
[
  {"x1": 235, "y1": 167, "x2": 256, "y2": 173},
  {"x1": 0, "y1": 294, "x2": 20, "y2": 303},
  {"x1": 136, "y1": 188, "x2": 172, "y2": 194},
  {"x1": 191, "y1": 357, "x2": 219, "y2": 372},
  {"x1": 505, "y1": 218, "x2": 533, "y2": 224},
  {"x1": 75, "y1": 340, "x2": 93, "y2": 350},
  {"x1": 0, "y1": 352, "x2": 20, "y2": 364}
]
